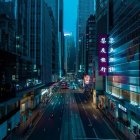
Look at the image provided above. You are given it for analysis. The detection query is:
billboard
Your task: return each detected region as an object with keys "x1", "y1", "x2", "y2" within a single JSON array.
[{"x1": 98, "y1": 34, "x2": 108, "y2": 76}]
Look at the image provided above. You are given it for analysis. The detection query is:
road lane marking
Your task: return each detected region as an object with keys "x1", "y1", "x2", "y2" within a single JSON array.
[
  {"x1": 92, "y1": 128, "x2": 98, "y2": 138},
  {"x1": 90, "y1": 103, "x2": 118, "y2": 139},
  {"x1": 102, "y1": 117, "x2": 118, "y2": 139},
  {"x1": 88, "y1": 118, "x2": 92, "y2": 127},
  {"x1": 93, "y1": 114, "x2": 97, "y2": 119},
  {"x1": 88, "y1": 118, "x2": 92, "y2": 124}
]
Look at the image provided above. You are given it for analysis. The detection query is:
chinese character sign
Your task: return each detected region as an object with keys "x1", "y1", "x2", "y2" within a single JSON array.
[{"x1": 98, "y1": 34, "x2": 108, "y2": 76}]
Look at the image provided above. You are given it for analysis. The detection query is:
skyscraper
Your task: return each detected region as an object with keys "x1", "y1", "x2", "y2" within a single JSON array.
[
  {"x1": 0, "y1": 1, "x2": 54, "y2": 138},
  {"x1": 105, "y1": 0, "x2": 140, "y2": 138},
  {"x1": 92, "y1": 0, "x2": 108, "y2": 107},
  {"x1": 46, "y1": 0, "x2": 59, "y2": 78},
  {"x1": 28, "y1": 0, "x2": 53, "y2": 84},
  {"x1": 64, "y1": 33, "x2": 76, "y2": 73},
  {"x1": 46, "y1": 0, "x2": 64, "y2": 77},
  {"x1": 46, "y1": 0, "x2": 58, "y2": 26},
  {"x1": 76, "y1": 0, "x2": 95, "y2": 74},
  {"x1": 85, "y1": 15, "x2": 96, "y2": 75}
]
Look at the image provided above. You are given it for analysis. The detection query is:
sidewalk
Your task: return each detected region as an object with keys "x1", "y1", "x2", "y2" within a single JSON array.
[
  {"x1": 4, "y1": 86, "x2": 57, "y2": 140},
  {"x1": 99, "y1": 108, "x2": 128, "y2": 140},
  {"x1": 5, "y1": 103, "x2": 45, "y2": 140}
]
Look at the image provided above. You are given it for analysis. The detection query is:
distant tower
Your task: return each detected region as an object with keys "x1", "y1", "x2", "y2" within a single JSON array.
[
  {"x1": 46, "y1": 0, "x2": 64, "y2": 77},
  {"x1": 85, "y1": 15, "x2": 96, "y2": 75},
  {"x1": 64, "y1": 33, "x2": 76, "y2": 74},
  {"x1": 76, "y1": 0, "x2": 95, "y2": 73}
]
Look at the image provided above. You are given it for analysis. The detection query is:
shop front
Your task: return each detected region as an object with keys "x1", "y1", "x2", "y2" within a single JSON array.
[
  {"x1": 130, "y1": 111, "x2": 140, "y2": 136},
  {"x1": 118, "y1": 104, "x2": 130, "y2": 127},
  {"x1": 98, "y1": 95, "x2": 106, "y2": 109},
  {"x1": 41, "y1": 88, "x2": 49, "y2": 104},
  {"x1": 103, "y1": 95, "x2": 119, "y2": 124}
]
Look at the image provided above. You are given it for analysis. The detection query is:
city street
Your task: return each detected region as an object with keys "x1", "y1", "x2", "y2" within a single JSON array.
[
  {"x1": 28, "y1": 88, "x2": 119, "y2": 140},
  {"x1": 0, "y1": 0, "x2": 140, "y2": 140}
]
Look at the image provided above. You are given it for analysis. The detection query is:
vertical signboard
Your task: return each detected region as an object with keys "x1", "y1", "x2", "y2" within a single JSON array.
[{"x1": 98, "y1": 34, "x2": 108, "y2": 76}]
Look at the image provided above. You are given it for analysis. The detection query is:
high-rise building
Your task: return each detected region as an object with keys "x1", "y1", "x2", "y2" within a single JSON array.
[
  {"x1": 104, "y1": 0, "x2": 140, "y2": 139},
  {"x1": 64, "y1": 33, "x2": 76, "y2": 73},
  {"x1": 46, "y1": 0, "x2": 64, "y2": 77},
  {"x1": 29, "y1": 0, "x2": 53, "y2": 84},
  {"x1": 0, "y1": 0, "x2": 17, "y2": 83},
  {"x1": 46, "y1": 0, "x2": 59, "y2": 78},
  {"x1": 0, "y1": 0, "x2": 53, "y2": 139},
  {"x1": 85, "y1": 15, "x2": 96, "y2": 75},
  {"x1": 96, "y1": 0, "x2": 108, "y2": 34},
  {"x1": 0, "y1": 1, "x2": 25, "y2": 139},
  {"x1": 48, "y1": 8, "x2": 58, "y2": 82},
  {"x1": 0, "y1": 0, "x2": 18, "y2": 103},
  {"x1": 16, "y1": 0, "x2": 33, "y2": 83},
  {"x1": 76, "y1": 0, "x2": 95, "y2": 74},
  {"x1": 59, "y1": 0, "x2": 64, "y2": 77},
  {"x1": 92, "y1": 0, "x2": 108, "y2": 107},
  {"x1": 46, "y1": 0, "x2": 58, "y2": 26}
]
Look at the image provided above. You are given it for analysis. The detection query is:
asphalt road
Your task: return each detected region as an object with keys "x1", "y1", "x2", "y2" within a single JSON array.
[
  {"x1": 28, "y1": 91, "x2": 65, "y2": 140},
  {"x1": 74, "y1": 92, "x2": 118, "y2": 139},
  {"x1": 28, "y1": 88, "x2": 119, "y2": 140}
]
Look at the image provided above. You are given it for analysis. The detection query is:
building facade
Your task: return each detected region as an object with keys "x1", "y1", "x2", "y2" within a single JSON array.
[
  {"x1": 48, "y1": 8, "x2": 58, "y2": 82},
  {"x1": 46, "y1": 0, "x2": 59, "y2": 79},
  {"x1": 85, "y1": 15, "x2": 96, "y2": 75},
  {"x1": 0, "y1": 0, "x2": 53, "y2": 139},
  {"x1": 0, "y1": 1, "x2": 25, "y2": 139},
  {"x1": 76, "y1": 0, "x2": 95, "y2": 73},
  {"x1": 92, "y1": 0, "x2": 108, "y2": 107},
  {"x1": 64, "y1": 33, "x2": 76, "y2": 73},
  {"x1": 46, "y1": 0, "x2": 64, "y2": 77},
  {"x1": 105, "y1": 0, "x2": 140, "y2": 139}
]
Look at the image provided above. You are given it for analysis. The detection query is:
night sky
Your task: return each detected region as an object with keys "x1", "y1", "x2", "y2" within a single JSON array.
[{"x1": 64, "y1": 0, "x2": 78, "y2": 40}]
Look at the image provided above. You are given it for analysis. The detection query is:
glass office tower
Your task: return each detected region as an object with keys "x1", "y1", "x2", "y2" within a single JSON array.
[
  {"x1": 105, "y1": 0, "x2": 140, "y2": 138},
  {"x1": 76, "y1": 0, "x2": 95, "y2": 72}
]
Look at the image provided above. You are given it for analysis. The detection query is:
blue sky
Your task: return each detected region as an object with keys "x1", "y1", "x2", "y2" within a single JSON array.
[{"x1": 64, "y1": 0, "x2": 78, "y2": 40}]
